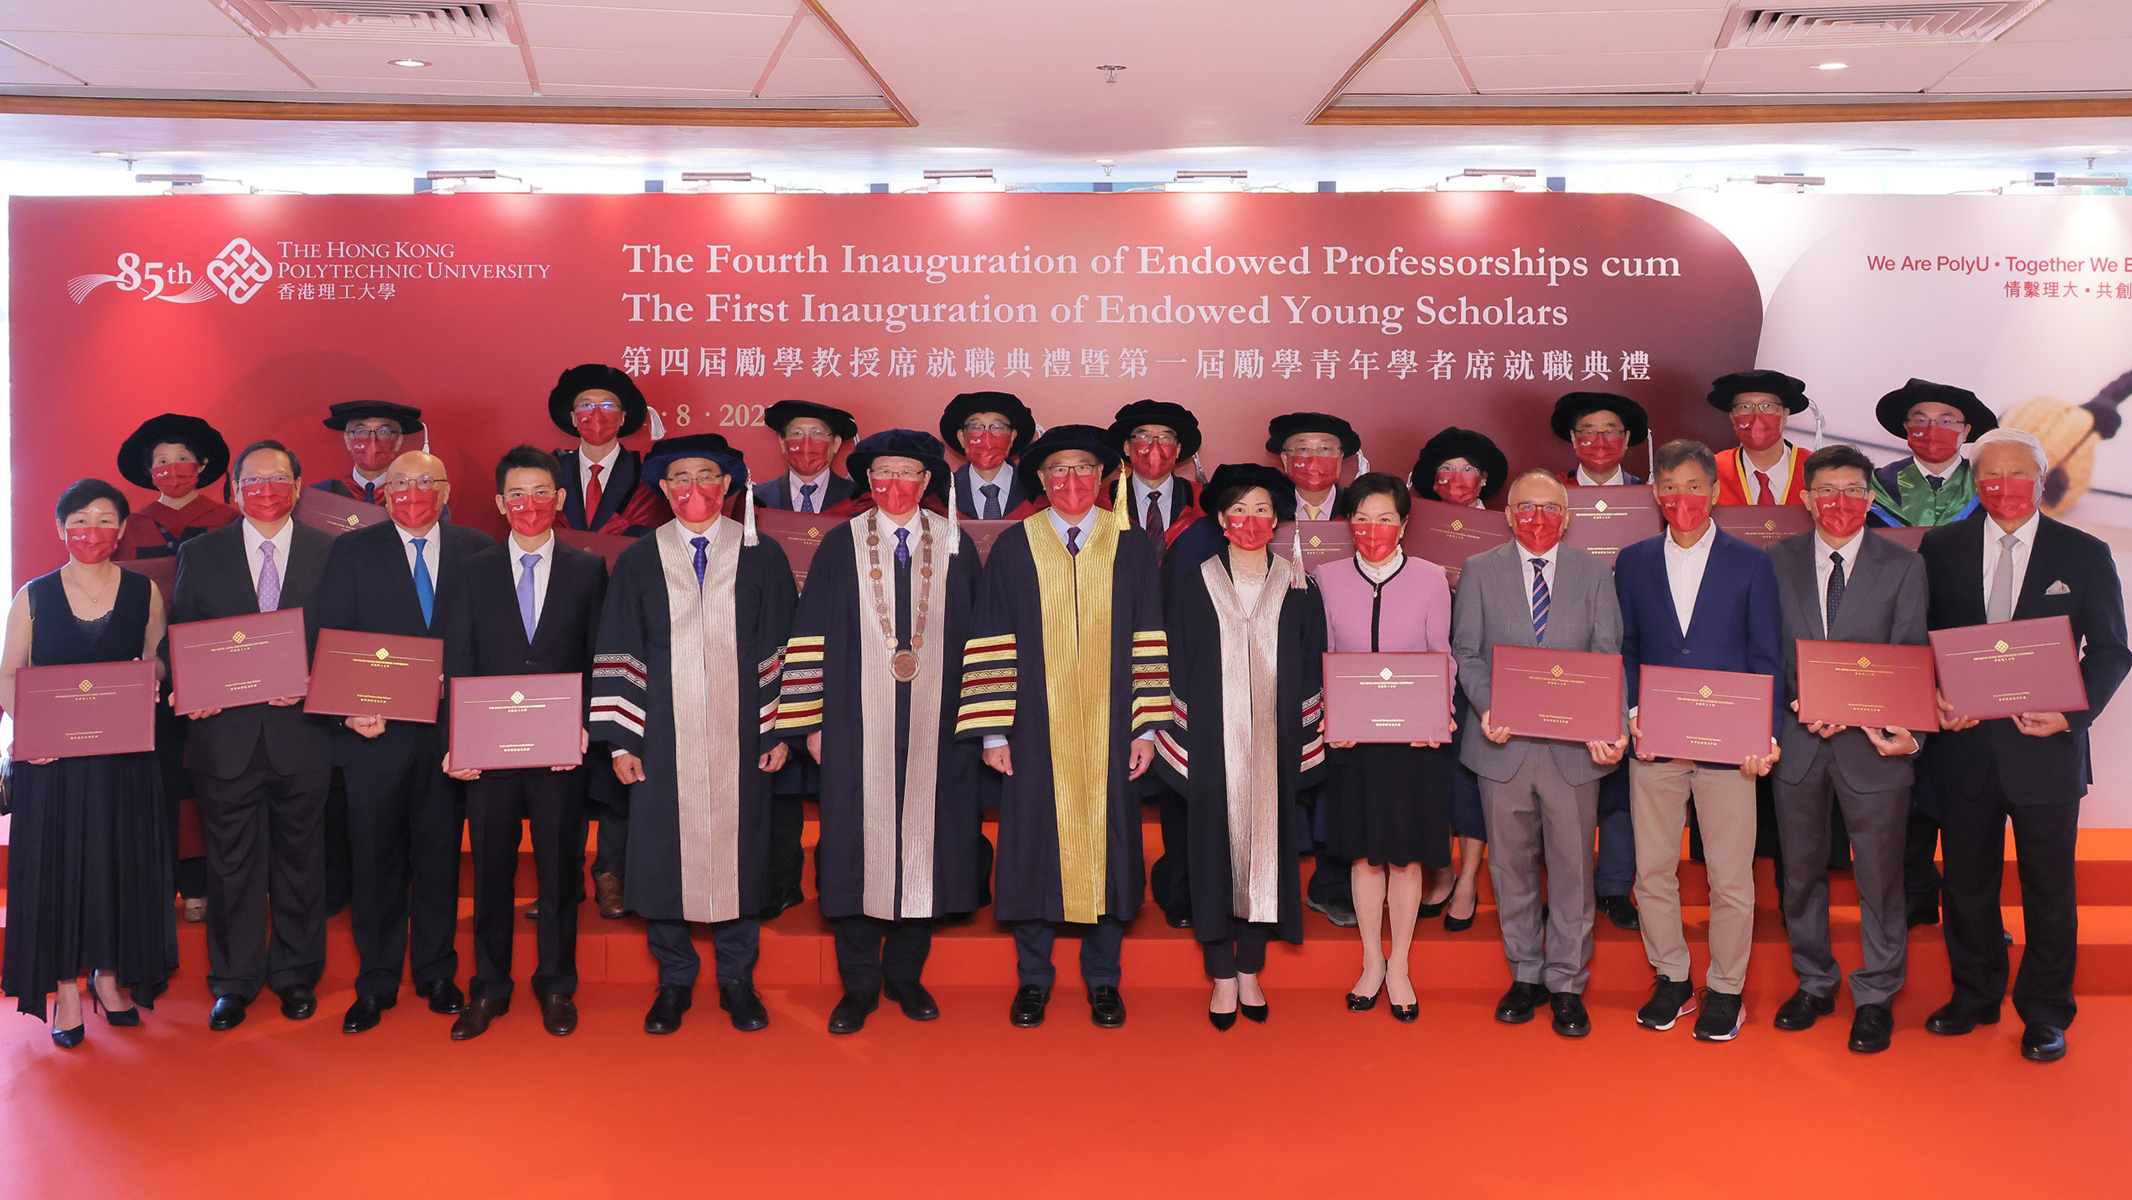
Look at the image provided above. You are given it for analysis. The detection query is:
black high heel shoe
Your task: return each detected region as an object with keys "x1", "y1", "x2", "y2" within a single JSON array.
[
  {"x1": 1388, "y1": 977, "x2": 1419, "y2": 1023},
  {"x1": 51, "y1": 1023, "x2": 85, "y2": 1049},
  {"x1": 1418, "y1": 884, "x2": 1454, "y2": 919},
  {"x1": 1443, "y1": 891, "x2": 1478, "y2": 934},
  {"x1": 1208, "y1": 1007, "x2": 1237, "y2": 1031},
  {"x1": 1240, "y1": 1000, "x2": 1268, "y2": 1024},
  {"x1": 88, "y1": 972, "x2": 141, "y2": 1027},
  {"x1": 1346, "y1": 976, "x2": 1383, "y2": 1012}
]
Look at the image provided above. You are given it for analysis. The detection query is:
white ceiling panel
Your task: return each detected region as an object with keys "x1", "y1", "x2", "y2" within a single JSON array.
[
  {"x1": 518, "y1": 3, "x2": 793, "y2": 58},
  {"x1": 757, "y1": 54, "x2": 879, "y2": 97},
  {"x1": 1443, "y1": 8, "x2": 1727, "y2": 58},
  {"x1": 533, "y1": 46, "x2": 765, "y2": 90},
  {"x1": 0, "y1": 0, "x2": 246, "y2": 37},
  {"x1": 1374, "y1": 12, "x2": 1451, "y2": 59},
  {"x1": 271, "y1": 39, "x2": 529, "y2": 83},
  {"x1": 0, "y1": 55, "x2": 72, "y2": 85},
  {"x1": 1465, "y1": 49, "x2": 1708, "y2": 92},
  {"x1": 1348, "y1": 56, "x2": 1470, "y2": 95},
  {"x1": 1934, "y1": 69, "x2": 2132, "y2": 93},
  {"x1": 307, "y1": 75, "x2": 536, "y2": 97},
  {"x1": 50, "y1": 68, "x2": 309, "y2": 91},
  {"x1": 1433, "y1": 0, "x2": 1732, "y2": 13},
  {"x1": 536, "y1": 80, "x2": 753, "y2": 97},
  {"x1": 1942, "y1": 38, "x2": 2132, "y2": 81},
  {"x1": 1704, "y1": 44, "x2": 1981, "y2": 94},
  {"x1": 519, "y1": 0, "x2": 801, "y2": 15},
  {"x1": 1998, "y1": 0, "x2": 2132, "y2": 42},
  {"x1": 778, "y1": 11, "x2": 851, "y2": 60}
]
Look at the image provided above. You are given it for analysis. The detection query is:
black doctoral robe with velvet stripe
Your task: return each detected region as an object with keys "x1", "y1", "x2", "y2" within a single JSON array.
[
  {"x1": 956, "y1": 513, "x2": 1169, "y2": 924},
  {"x1": 778, "y1": 514, "x2": 985, "y2": 920},
  {"x1": 589, "y1": 518, "x2": 794, "y2": 923},
  {"x1": 1155, "y1": 547, "x2": 1327, "y2": 948}
]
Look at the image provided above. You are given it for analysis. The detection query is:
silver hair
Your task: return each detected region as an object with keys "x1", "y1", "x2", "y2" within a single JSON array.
[{"x1": 1973, "y1": 427, "x2": 2049, "y2": 477}]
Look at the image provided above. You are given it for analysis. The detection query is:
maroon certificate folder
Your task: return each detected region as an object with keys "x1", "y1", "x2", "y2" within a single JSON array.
[
  {"x1": 555, "y1": 528, "x2": 635, "y2": 569},
  {"x1": 295, "y1": 488, "x2": 387, "y2": 538},
  {"x1": 1637, "y1": 666, "x2": 1774, "y2": 765},
  {"x1": 449, "y1": 674, "x2": 584, "y2": 771},
  {"x1": 1403, "y1": 500, "x2": 1511, "y2": 588},
  {"x1": 304, "y1": 629, "x2": 445, "y2": 723},
  {"x1": 1930, "y1": 615, "x2": 2090, "y2": 721},
  {"x1": 962, "y1": 519, "x2": 1014, "y2": 564},
  {"x1": 118, "y1": 557, "x2": 177, "y2": 609},
  {"x1": 1796, "y1": 640, "x2": 1939, "y2": 731},
  {"x1": 1563, "y1": 486, "x2": 1659, "y2": 565},
  {"x1": 11, "y1": 660, "x2": 157, "y2": 759},
  {"x1": 168, "y1": 608, "x2": 310, "y2": 715},
  {"x1": 1276, "y1": 521, "x2": 1356, "y2": 576},
  {"x1": 751, "y1": 508, "x2": 833, "y2": 588},
  {"x1": 1714, "y1": 504, "x2": 1813, "y2": 551},
  {"x1": 1489, "y1": 645, "x2": 1623, "y2": 744},
  {"x1": 1870, "y1": 525, "x2": 1930, "y2": 552},
  {"x1": 1322, "y1": 652, "x2": 1455, "y2": 744}
]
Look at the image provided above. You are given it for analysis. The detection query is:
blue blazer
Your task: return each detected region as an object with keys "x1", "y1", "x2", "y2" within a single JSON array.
[{"x1": 1615, "y1": 526, "x2": 1784, "y2": 738}]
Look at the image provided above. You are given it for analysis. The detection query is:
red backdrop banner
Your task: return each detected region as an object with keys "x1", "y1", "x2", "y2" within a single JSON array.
[{"x1": 8, "y1": 192, "x2": 1760, "y2": 574}]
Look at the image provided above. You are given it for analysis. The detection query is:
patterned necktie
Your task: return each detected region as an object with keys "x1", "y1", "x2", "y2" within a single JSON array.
[
  {"x1": 980, "y1": 483, "x2": 1001, "y2": 520},
  {"x1": 1825, "y1": 550, "x2": 1846, "y2": 634},
  {"x1": 362, "y1": 481, "x2": 376, "y2": 504},
  {"x1": 518, "y1": 552, "x2": 540, "y2": 641},
  {"x1": 895, "y1": 527, "x2": 910, "y2": 567},
  {"x1": 1755, "y1": 469, "x2": 1774, "y2": 505},
  {"x1": 691, "y1": 535, "x2": 710, "y2": 589},
  {"x1": 1144, "y1": 491, "x2": 1164, "y2": 540},
  {"x1": 1987, "y1": 532, "x2": 2018, "y2": 623},
  {"x1": 1065, "y1": 525, "x2": 1081, "y2": 556},
  {"x1": 410, "y1": 536, "x2": 434, "y2": 626},
  {"x1": 585, "y1": 463, "x2": 605, "y2": 520},
  {"x1": 1529, "y1": 558, "x2": 1549, "y2": 643},
  {"x1": 256, "y1": 540, "x2": 281, "y2": 612},
  {"x1": 799, "y1": 482, "x2": 818, "y2": 514}
]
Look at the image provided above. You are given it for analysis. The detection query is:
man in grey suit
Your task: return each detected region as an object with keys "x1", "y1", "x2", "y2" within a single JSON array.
[
  {"x1": 1452, "y1": 469, "x2": 1628, "y2": 1038},
  {"x1": 1769, "y1": 444, "x2": 1928, "y2": 1055}
]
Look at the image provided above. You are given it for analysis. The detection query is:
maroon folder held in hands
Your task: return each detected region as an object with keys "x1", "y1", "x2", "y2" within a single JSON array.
[
  {"x1": 1322, "y1": 652, "x2": 1455, "y2": 744},
  {"x1": 1636, "y1": 666, "x2": 1774, "y2": 765},
  {"x1": 449, "y1": 674, "x2": 584, "y2": 771},
  {"x1": 555, "y1": 527, "x2": 635, "y2": 570},
  {"x1": 1930, "y1": 616, "x2": 2089, "y2": 722},
  {"x1": 1488, "y1": 645, "x2": 1624, "y2": 744},
  {"x1": 1403, "y1": 500, "x2": 1512, "y2": 588},
  {"x1": 1563, "y1": 487, "x2": 1659, "y2": 566},
  {"x1": 752, "y1": 509, "x2": 834, "y2": 589},
  {"x1": 1795, "y1": 640, "x2": 1939, "y2": 731},
  {"x1": 1275, "y1": 521, "x2": 1356, "y2": 576},
  {"x1": 295, "y1": 488, "x2": 388, "y2": 538},
  {"x1": 304, "y1": 629, "x2": 445, "y2": 723},
  {"x1": 168, "y1": 608, "x2": 310, "y2": 715},
  {"x1": 961, "y1": 519, "x2": 1014, "y2": 564},
  {"x1": 12, "y1": 660, "x2": 158, "y2": 759},
  {"x1": 1713, "y1": 504, "x2": 1812, "y2": 552}
]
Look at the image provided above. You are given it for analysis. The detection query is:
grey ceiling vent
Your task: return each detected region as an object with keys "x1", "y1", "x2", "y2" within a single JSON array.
[
  {"x1": 217, "y1": 1, "x2": 514, "y2": 44},
  {"x1": 1720, "y1": 2, "x2": 2045, "y2": 47}
]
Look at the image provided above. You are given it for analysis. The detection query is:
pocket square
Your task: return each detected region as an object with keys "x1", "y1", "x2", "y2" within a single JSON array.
[{"x1": 2045, "y1": 580, "x2": 2071, "y2": 596}]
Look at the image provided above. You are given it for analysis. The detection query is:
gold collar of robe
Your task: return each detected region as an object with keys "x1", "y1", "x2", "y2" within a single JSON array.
[
  {"x1": 1026, "y1": 511, "x2": 1117, "y2": 923},
  {"x1": 851, "y1": 508, "x2": 949, "y2": 919},
  {"x1": 656, "y1": 517, "x2": 744, "y2": 923},
  {"x1": 1200, "y1": 552, "x2": 1292, "y2": 924}
]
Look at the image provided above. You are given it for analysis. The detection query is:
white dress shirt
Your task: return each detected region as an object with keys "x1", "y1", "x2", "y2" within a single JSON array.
[
  {"x1": 509, "y1": 532, "x2": 555, "y2": 627},
  {"x1": 987, "y1": 507, "x2": 1149, "y2": 748},
  {"x1": 1661, "y1": 520, "x2": 1716, "y2": 637},
  {"x1": 1575, "y1": 464, "x2": 1626, "y2": 487},
  {"x1": 1919, "y1": 455, "x2": 1962, "y2": 482},
  {"x1": 1296, "y1": 486, "x2": 1339, "y2": 522},
  {"x1": 241, "y1": 519, "x2": 294, "y2": 597},
  {"x1": 1981, "y1": 511, "x2": 2040, "y2": 612},
  {"x1": 1813, "y1": 531, "x2": 1864, "y2": 628},
  {"x1": 579, "y1": 442, "x2": 621, "y2": 504},
  {"x1": 1130, "y1": 475, "x2": 1178, "y2": 528},
  {"x1": 786, "y1": 469, "x2": 832, "y2": 512},
  {"x1": 350, "y1": 469, "x2": 386, "y2": 499},
  {"x1": 1522, "y1": 543, "x2": 1560, "y2": 629},
  {"x1": 395, "y1": 520, "x2": 444, "y2": 589}
]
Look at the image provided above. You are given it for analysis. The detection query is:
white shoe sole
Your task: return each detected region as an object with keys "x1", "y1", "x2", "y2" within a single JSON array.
[{"x1": 1638, "y1": 998, "x2": 1697, "y2": 1031}]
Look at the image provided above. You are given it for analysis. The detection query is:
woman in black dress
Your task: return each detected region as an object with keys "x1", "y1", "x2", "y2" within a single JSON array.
[{"x1": 1, "y1": 479, "x2": 175, "y2": 1047}]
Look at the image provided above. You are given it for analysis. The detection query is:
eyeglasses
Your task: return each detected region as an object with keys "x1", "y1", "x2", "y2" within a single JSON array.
[
  {"x1": 1904, "y1": 416, "x2": 1967, "y2": 431},
  {"x1": 1435, "y1": 465, "x2": 1480, "y2": 478},
  {"x1": 384, "y1": 474, "x2": 442, "y2": 491},
  {"x1": 784, "y1": 432, "x2": 833, "y2": 443},
  {"x1": 573, "y1": 401, "x2": 622, "y2": 414},
  {"x1": 345, "y1": 428, "x2": 402, "y2": 443},
  {"x1": 1042, "y1": 463, "x2": 1103, "y2": 479},
  {"x1": 237, "y1": 475, "x2": 295, "y2": 489},
  {"x1": 1730, "y1": 401, "x2": 1786, "y2": 416},
  {"x1": 868, "y1": 467, "x2": 927, "y2": 482},
  {"x1": 1806, "y1": 486, "x2": 1871, "y2": 500},
  {"x1": 1283, "y1": 445, "x2": 1343, "y2": 459},
  {"x1": 505, "y1": 487, "x2": 556, "y2": 501},
  {"x1": 666, "y1": 470, "x2": 725, "y2": 487},
  {"x1": 1574, "y1": 426, "x2": 1626, "y2": 439},
  {"x1": 1127, "y1": 432, "x2": 1179, "y2": 448},
  {"x1": 962, "y1": 421, "x2": 1013, "y2": 437},
  {"x1": 1512, "y1": 502, "x2": 1565, "y2": 516}
]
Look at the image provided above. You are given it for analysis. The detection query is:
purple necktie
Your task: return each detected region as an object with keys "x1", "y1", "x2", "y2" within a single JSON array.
[
  {"x1": 256, "y1": 541, "x2": 281, "y2": 611},
  {"x1": 1065, "y1": 526, "x2": 1081, "y2": 556},
  {"x1": 692, "y1": 536, "x2": 710, "y2": 588},
  {"x1": 895, "y1": 527, "x2": 910, "y2": 567},
  {"x1": 518, "y1": 553, "x2": 540, "y2": 641}
]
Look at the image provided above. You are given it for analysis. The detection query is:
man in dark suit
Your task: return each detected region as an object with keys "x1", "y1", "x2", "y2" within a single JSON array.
[
  {"x1": 1769, "y1": 444, "x2": 1929, "y2": 1054},
  {"x1": 940, "y1": 391, "x2": 1036, "y2": 518},
  {"x1": 440, "y1": 446, "x2": 607, "y2": 1040},
  {"x1": 172, "y1": 439, "x2": 335, "y2": 1031},
  {"x1": 551, "y1": 363, "x2": 664, "y2": 538},
  {"x1": 1921, "y1": 428, "x2": 2130, "y2": 1063},
  {"x1": 315, "y1": 449, "x2": 494, "y2": 1033},
  {"x1": 1618, "y1": 439, "x2": 1782, "y2": 1043},
  {"x1": 314, "y1": 400, "x2": 424, "y2": 504},
  {"x1": 752, "y1": 400, "x2": 859, "y2": 513}
]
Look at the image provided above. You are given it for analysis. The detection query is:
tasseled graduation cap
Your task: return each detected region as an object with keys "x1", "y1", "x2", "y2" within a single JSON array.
[
  {"x1": 1192, "y1": 455, "x2": 1206, "y2": 485},
  {"x1": 742, "y1": 476, "x2": 758, "y2": 546},
  {"x1": 1806, "y1": 398, "x2": 1826, "y2": 450},
  {"x1": 1353, "y1": 445, "x2": 1369, "y2": 478},
  {"x1": 946, "y1": 488, "x2": 960, "y2": 555},
  {"x1": 1290, "y1": 524, "x2": 1306, "y2": 589},
  {"x1": 648, "y1": 406, "x2": 668, "y2": 440},
  {"x1": 1646, "y1": 435, "x2": 1656, "y2": 480}
]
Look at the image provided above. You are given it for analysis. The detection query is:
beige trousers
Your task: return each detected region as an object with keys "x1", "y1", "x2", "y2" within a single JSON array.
[{"x1": 1629, "y1": 758, "x2": 1757, "y2": 994}]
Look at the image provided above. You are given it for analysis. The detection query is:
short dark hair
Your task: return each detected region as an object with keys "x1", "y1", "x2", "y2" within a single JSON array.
[
  {"x1": 1340, "y1": 471, "x2": 1412, "y2": 520},
  {"x1": 494, "y1": 444, "x2": 565, "y2": 493},
  {"x1": 1652, "y1": 439, "x2": 1717, "y2": 484},
  {"x1": 234, "y1": 439, "x2": 301, "y2": 483},
  {"x1": 56, "y1": 477, "x2": 129, "y2": 524},
  {"x1": 1803, "y1": 443, "x2": 1874, "y2": 490}
]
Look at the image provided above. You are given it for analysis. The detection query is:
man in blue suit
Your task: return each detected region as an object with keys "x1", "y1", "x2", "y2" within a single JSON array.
[{"x1": 1617, "y1": 439, "x2": 1782, "y2": 1043}]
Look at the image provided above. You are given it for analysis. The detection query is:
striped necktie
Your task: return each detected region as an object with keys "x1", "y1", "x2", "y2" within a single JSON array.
[{"x1": 1530, "y1": 558, "x2": 1549, "y2": 643}]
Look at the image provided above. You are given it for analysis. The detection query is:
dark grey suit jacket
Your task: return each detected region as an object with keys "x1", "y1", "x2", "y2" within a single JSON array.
[{"x1": 1771, "y1": 529, "x2": 1929, "y2": 792}]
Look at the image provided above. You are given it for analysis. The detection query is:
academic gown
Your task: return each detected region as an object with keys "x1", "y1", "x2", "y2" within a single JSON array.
[
  {"x1": 1155, "y1": 548, "x2": 1327, "y2": 947},
  {"x1": 118, "y1": 495, "x2": 239, "y2": 560},
  {"x1": 589, "y1": 517, "x2": 795, "y2": 923},
  {"x1": 955, "y1": 513, "x2": 1169, "y2": 924},
  {"x1": 780, "y1": 512, "x2": 984, "y2": 920}
]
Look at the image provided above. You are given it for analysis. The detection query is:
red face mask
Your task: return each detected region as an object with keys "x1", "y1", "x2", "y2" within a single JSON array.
[
  {"x1": 1224, "y1": 514, "x2": 1276, "y2": 552},
  {"x1": 783, "y1": 434, "x2": 834, "y2": 478},
  {"x1": 386, "y1": 486, "x2": 443, "y2": 531},
  {"x1": 1733, "y1": 412, "x2": 1786, "y2": 453},
  {"x1": 1130, "y1": 436, "x2": 1179, "y2": 482},
  {"x1": 1977, "y1": 476, "x2": 2038, "y2": 523},
  {"x1": 1285, "y1": 454, "x2": 1341, "y2": 493},
  {"x1": 1433, "y1": 469, "x2": 1481, "y2": 506},
  {"x1": 150, "y1": 461, "x2": 200, "y2": 498},
  {"x1": 871, "y1": 477, "x2": 925, "y2": 517},
  {"x1": 667, "y1": 479, "x2": 726, "y2": 525},
  {"x1": 1514, "y1": 507, "x2": 1565, "y2": 555},
  {"x1": 962, "y1": 428, "x2": 1012, "y2": 472},
  {"x1": 1351, "y1": 522, "x2": 1401, "y2": 563},
  {"x1": 574, "y1": 406, "x2": 622, "y2": 448},
  {"x1": 505, "y1": 494, "x2": 559, "y2": 538},
  {"x1": 1574, "y1": 432, "x2": 1626, "y2": 474},
  {"x1": 238, "y1": 479, "x2": 296, "y2": 524},
  {"x1": 350, "y1": 433, "x2": 401, "y2": 473},
  {"x1": 1813, "y1": 492, "x2": 1871, "y2": 539},
  {"x1": 1907, "y1": 425, "x2": 1963, "y2": 466},
  {"x1": 1046, "y1": 471, "x2": 1098, "y2": 516},
  {"x1": 1658, "y1": 492, "x2": 1712, "y2": 533},
  {"x1": 66, "y1": 525, "x2": 120, "y2": 564}
]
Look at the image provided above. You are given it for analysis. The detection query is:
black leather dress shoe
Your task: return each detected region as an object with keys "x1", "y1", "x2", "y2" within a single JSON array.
[
  {"x1": 276, "y1": 985, "x2": 317, "y2": 1021},
  {"x1": 1849, "y1": 1003, "x2": 1894, "y2": 1054},
  {"x1": 1925, "y1": 1002, "x2": 1999, "y2": 1037},
  {"x1": 1087, "y1": 985, "x2": 1127, "y2": 1028},
  {"x1": 1597, "y1": 894, "x2": 1641, "y2": 931},
  {"x1": 1494, "y1": 980, "x2": 1549, "y2": 1025},
  {"x1": 415, "y1": 980, "x2": 465, "y2": 1015},
  {"x1": 1009, "y1": 985, "x2": 1050, "y2": 1028},
  {"x1": 450, "y1": 998, "x2": 508, "y2": 1041},
  {"x1": 717, "y1": 980, "x2": 769, "y2": 1031},
  {"x1": 342, "y1": 996, "x2": 395, "y2": 1034},
  {"x1": 540, "y1": 993, "x2": 579, "y2": 1037},
  {"x1": 1906, "y1": 904, "x2": 1940, "y2": 929},
  {"x1": 2021, "y1": 1023, "x2": 2067, "y2": 1063},
  {"x1": 827, "y1": 991, "x2": 878, "y2": 1035},
  {"x1": 644, "y1": 985, "x2": 692, "y2": 1034},
  {"x1": 1549, "y1": 992, "x2": 1591, "y2": 1038},
  {"x1": 883, "y1": 980, "x2": 940, "y2": 1021},
  {"x1": 1773, "y1": 988, "x2": 1836, "y2": 1031},
  {"x1": 208, "y1": 996, "x2": 249, "y2": 1031},
  {"x1": 761, "y1": 886, "x2": 806, "y2": 920},
  {"x1": 1164, "y1": 909, "x2": 1193, "y2": 929}
]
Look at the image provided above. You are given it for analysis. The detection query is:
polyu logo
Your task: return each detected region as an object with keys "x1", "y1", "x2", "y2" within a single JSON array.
[{"x1": 68, "y1": 238, "x2": 275, "y2": 305}]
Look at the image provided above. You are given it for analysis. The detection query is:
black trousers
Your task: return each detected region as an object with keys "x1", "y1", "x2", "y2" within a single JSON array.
[
  {"x1": 832, "y1": 915, "x2": 932, "y2": 994},
  {"x1": 467, "y1": 768, "x2": 583, "y2": 1003},
  {"x1": 1201, "y1": 921, "x2": 1272, "y2": 979},
  {"x1": 591, "y1": 805, "x2": 627, "y2": 881},
  {"x1": 1904, "y1": 775, "x2": 1945, "y2": 921},
  {"x1": 1940, "y1": 761, "x2": 2082, "y2": 1029},
  {"x1": 195, "y1": 742, "x2": 330, "y2": 1001},
  {"x1": 1013, "y1": 917, "x2": 1125, "y2": 989},
  {"x1": 1149, "y1": 787, "x2": 1192, "y2": 916},
  {"x1": 323, "y1": 767, "x2": 352, "y2": 913},
  {"x1": 342, "y1": 744, "x2": 465, "y2": 1001},
  {"x1": 645, "y1": 916, "x2": 759, "y2": 988},
  {"x1": 767, "y1": 794, "x2": 810, "y2": 907}
]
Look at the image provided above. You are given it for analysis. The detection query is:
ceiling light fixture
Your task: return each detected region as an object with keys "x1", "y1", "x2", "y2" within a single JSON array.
[
  {"x1": 391, "y1": 58, "x2": 431, "y2": 68},
  {"x1": 679, "y1": 171, "x2": 774, "y2": 193},
  {"x1": 93, "y1": 150, "x2": 127, "y2": 158},
  {"x1": 1169, "y1": 170, "x2": 1247, "y2": 193},
  {"x1": 1754, "y1": 174, "x2": 1826, "y2": 189},
  {"x1": 2057, "y1": 175, "x2": 2129, "y2": 189},
  {"x1": 1097, "y1": 64, "x2": 1126, "y2": 84},
  {"x1": 1812, "y1": 61, "x2": 1848, "y2": 70},
  {"x1": 423, "y1": 169, "x2": 533, "y2": 194}
]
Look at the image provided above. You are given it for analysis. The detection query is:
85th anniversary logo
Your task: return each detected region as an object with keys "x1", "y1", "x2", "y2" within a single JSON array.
[{"x1": 68, "y1": 237, "x2": 275, "y2": 305}]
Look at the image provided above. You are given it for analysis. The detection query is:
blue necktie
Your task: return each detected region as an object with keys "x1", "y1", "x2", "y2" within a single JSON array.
[
  {"x1": 518, "y1": 552, "x2": 540, "y2": 641},
  {"x1": 1530, "y1": 557, "x2": 1549, "y2": 644},
  {"x1": 799, "y1": 482, "x2": 818, "y2": 514},
  {"x1": 692, "y1": 535, "x2": 709, "y2": 589},
  {"x1": 411, "y1": 536, "x2": 435, "y2": 626},
  {"x1": 895, "y1": 527, "x2": 910, "y2": 567},
  {"x1": 980, "y1": 483, "x2": 1001, "y2": 520}
]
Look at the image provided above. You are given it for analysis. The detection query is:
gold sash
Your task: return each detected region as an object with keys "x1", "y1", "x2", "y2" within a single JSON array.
[{"x1": 1026, "y1": 512, "x2": 1116, "y2": 923}]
